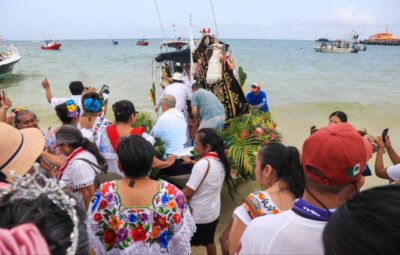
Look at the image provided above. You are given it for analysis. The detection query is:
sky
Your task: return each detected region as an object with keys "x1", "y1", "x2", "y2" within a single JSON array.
[{"x1": 1, "y1": 0, "x2": 399, "y2": 40}]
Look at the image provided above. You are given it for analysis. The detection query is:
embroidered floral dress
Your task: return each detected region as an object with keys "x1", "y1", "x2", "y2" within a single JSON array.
[
  {"x1": 87, "y1": 180, "x2": 196, "y2": 255},
  {"x1": 233, "y1": 190, "x2": 281, "y2": 225}
]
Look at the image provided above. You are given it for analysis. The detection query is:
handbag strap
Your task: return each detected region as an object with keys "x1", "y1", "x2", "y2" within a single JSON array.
[
  {"x1": 193, "y1": 158, "x2": 210, "y2": 193},
  {"x1": 75, "y1": 158, "x2": 106, "y2": 174},
  {"x1": 243, "y1": 197, "x2": 262, "y2": 218}
]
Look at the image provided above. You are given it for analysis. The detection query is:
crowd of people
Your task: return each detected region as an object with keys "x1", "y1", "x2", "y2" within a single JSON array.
[{"x1": 0, "y1": 36, "x2": 400, "y2": 254}]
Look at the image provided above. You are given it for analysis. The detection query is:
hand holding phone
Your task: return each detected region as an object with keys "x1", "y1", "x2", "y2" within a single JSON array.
[
  {"x1": 310, "y1": 125, "x2": 317, "y2": 135},
  {"x1": 382, "y1": 128, "x2": 389, "y2": 143}
]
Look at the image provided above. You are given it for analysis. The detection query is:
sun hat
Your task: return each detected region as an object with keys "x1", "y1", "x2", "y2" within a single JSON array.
[
  {"x1": 0, "y1": 123, "x2": 44, "y2": 181},
  {"x1": 251, "y1": 82, "x2": 261, "y2": 92},
  {"x1": 55, "y1": 125, "x2": 83, "y2": 147},
  {"x1": 172, "y1": 72, "x2": 183, "y2": 81},
  {"x1": 302, "y1": 123, "x2": 369, "y2": 186}
]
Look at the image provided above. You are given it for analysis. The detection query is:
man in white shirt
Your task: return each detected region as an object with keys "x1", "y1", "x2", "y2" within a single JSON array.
[
  {"x1": 151, "y1": 95, "x2": 187, "y2": 155},
  {"x1": 239, "y1": 123, "x2": 372, "y2": 255},
  {"x1": 156, "y1": 73, "x2": 188, "y2": 113},
  {"x1": 41, "y1": 78, "x2": 84, "y2": 116}
]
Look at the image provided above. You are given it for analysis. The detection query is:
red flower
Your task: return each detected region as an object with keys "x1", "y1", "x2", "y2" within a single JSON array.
[
  {"x1": 100, "y1": 182, "x2": 115, "y2": 196},
  {"x1": 172, "y1": 213, "x2": 181, "y2": 224},
  {"x1": 93, "y1": 213, "x2": 102, "y2": 222},
  {"x1": 165, "y1": 184, "x2": 178, "y2": 196},
  {"x1": 240, "y1": 130, "x2": 250, "y2": 140},
  {"x1": 100, "y1": 200, "x2": 108, "y2": 210},
  {"x1": 154, "y1": 215, "x2": 168, "y2": 229},
  {"x1": 103, "y1": 229, "x2": 117, "y2": 245},
  {"x1": 131, "y1": 225, "x2": 147, "y2": 242},
  {"x1": 268, "y1": 133, "x2": 276, "y2": 141}
]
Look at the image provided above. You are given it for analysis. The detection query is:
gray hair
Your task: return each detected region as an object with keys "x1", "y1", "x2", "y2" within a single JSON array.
[
  {"x1": 161, "y1": 95, "x2": 176, "y2": 109},
  {"x1": 192, "y1": 82, "x2": 203, "y2": 90},
  {"x1": 14, "y1": 110, "x2": 37, "y2": 125}
]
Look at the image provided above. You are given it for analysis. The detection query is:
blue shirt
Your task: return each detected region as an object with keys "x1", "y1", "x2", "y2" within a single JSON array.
[
  {"x1": 246, "y1": 90, "x2": 269, "y2": 112},
  {"x1": 191, "y1": 89, "x2": 225, "y2": 120}
]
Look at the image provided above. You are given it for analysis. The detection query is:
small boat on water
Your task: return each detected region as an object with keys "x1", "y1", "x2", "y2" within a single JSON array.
[
  {"x1": 314, "y1": 31, "x2": 367, "y2": 53},
  {"x1": 160, "y1": 38, "x2": 190, "y2": 50},
  {"x1": 314, "y1": 40, "x2": 359, "y2": 53},
  {"x1": 112, "y1": 40, "x2": 119, "y2": 45},
  {"x1": 0, "y1": 43, "x2": 22, "y2": 79},
  {"x1": 136, "y1": 39, "x2": 149, "y2": 46},
  {"x1": 41, "y1": 40, "x2": 61, "y2": 50}
]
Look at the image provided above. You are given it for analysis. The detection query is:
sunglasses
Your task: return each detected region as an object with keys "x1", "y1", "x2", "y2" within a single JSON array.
[{"x1": 251, "y1": 85, "x2": 259, "y2": 88}]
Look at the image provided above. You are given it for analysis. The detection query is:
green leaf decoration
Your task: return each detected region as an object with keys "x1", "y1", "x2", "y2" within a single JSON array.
[
  {"x1": 144, "y1": 224, "x2": 150, "y2": 232},
  {"x1": 158, "y1": 206, "x2": 164, "y2": 214},
  {"x1": 238, "y1": 66, "x2": 247, "y2": 88}
]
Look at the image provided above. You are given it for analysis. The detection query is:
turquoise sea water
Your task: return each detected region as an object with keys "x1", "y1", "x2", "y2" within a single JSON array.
[{"x1": 1, "y1": 39, "x2": 400, "y2": 179}]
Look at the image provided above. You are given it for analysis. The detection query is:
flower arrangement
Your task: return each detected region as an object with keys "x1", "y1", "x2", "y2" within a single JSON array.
[{"x1": 221, "y1": 108, "x2": 283, "y2": 185}]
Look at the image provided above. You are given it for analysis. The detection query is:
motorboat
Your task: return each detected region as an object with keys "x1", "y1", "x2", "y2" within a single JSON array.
[
  {"x1": 136, "y1": 39, "x2": 149, "y2": 46},
  {"x1": 314, "y1": 39, "x2": 358, "y2": 53},
  {"x1": 0, "y1": 43, "x2": 22, "y2": 79},
  {"x1": 41, "y1": 40, "x2": 61, "y2": 50},
  {"x1": 112, "y1": 40, "x2": 119, "y2": 45},
  {"x1": 314, "y1": 44, "x2": 358, "y2": 53},
  {"x1": 160, "y1": 38, "x2": 190, "y2": 50}
]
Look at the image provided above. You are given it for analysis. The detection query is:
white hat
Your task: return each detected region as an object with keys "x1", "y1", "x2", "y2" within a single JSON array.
[{"x1": 172, "y1": 73, "x2": 182, "y2": 81}]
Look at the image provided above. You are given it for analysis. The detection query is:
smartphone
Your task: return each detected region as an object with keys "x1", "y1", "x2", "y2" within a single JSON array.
[
  {"x1": 310, "y1": 125, "x2": 317, "y2": 135},
  {"x1": 100, "y1": 84, "x2": 110, "y2": 95},
  {"x1": 382, "y1": 128, "x2": 389, "y2": 143}
]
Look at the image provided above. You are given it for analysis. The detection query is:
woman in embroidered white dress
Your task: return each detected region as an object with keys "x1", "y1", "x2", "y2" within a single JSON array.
[
  {"x1": 181, "y1": 128, "x2": 234, "y2": 255},
  {"x1": 227, "y1": 142, "x2": 305, "y2": 255},
  {"x1": 78, "y1": 88, "x2": 112, "y2": 142},
  {"x1": 87, "y1": 135, "x2": 195, "y2": 255},
  {"x1": 56, "y1": 125, "x2": 106, "y2": 209},
  {"x1": 96, "y1": 100, "x2": 176, "y2": 175}
]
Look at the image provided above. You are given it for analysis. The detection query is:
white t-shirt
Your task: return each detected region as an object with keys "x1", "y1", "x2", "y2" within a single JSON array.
[
  {"x1": 239, "y1": 210, "x2": 326, "y2": 255},
  {"x1": 163, "y1": 82, "x2": 189, "y2": 112},
  {"x1": 151, "y1": 108, "x2": 187, "y2": 155},
  {"x1": 186, "y1": 157, "x2": 225, "y2": 224},
  {"x1": 387, "y1": 163, "x2": 400, "y2": 180},
  {"x1": 50, "y1": 95, "x2": 83, "y2": 116}
]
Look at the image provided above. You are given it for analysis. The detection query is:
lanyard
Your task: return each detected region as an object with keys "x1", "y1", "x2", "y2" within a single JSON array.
[{"x1": 292, "y1": 198, "x2": 332, "y2": 221}]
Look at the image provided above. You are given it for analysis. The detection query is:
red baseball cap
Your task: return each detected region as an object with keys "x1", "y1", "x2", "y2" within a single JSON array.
[{"x1": 302, "y1": 123, "x2": 368, "y2": 186}]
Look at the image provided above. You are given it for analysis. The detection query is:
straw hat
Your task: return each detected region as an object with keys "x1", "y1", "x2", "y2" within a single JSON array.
[{"x1": 0, "y1": 123, "x2": 44, "y2": 181}]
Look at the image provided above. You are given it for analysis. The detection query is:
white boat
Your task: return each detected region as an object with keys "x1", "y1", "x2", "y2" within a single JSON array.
[
  {"x1": 314, "y1": 40, "x2": 359, "y2": 53},
  {"x1": 0, "y1": 43, "x2": 22, "y2": 79},
  {"x1": 314, "y1": 45, "x2": 358, "y2": 53}
]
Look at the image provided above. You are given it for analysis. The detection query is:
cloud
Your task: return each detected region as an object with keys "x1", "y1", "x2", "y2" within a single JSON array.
[{"x1": 329, "y1": 5, "x2": 377, "y2": 26}]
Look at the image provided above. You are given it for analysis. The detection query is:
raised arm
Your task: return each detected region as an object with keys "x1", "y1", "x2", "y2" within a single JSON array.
[
  {"x1": 41, "y1": 77, "x2": 53, "y2": 103},
  {"x1": 385, "y1": 136, "x2": 400, "y2": 165},
  {"x1": 0, "y1": 96, "x2": 12, "y2": 123},
  {"x1": 374, "y1": 136, "x2": 389, "y2": 179}
]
